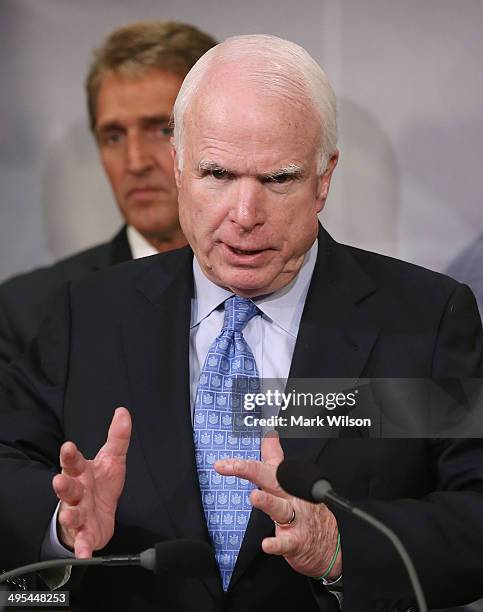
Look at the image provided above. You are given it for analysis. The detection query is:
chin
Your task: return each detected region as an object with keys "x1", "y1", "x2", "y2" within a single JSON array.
[{"x1": 217, "y1": 271, "x2": 276, "y2": 297}]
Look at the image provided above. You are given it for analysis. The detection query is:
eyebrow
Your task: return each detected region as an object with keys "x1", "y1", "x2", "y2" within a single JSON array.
[
  {"x1": 197, "y1": 160, "x2": 306, "y2": 180},
  {"x1": 198, "y1": 160, "x2": 227, "y2": 173},
  {"x1": 96, "y1": 114, "x2": 171, "y2": 134},
  {"x1": 141, "y1": 115, "x2": 172, "y2": 129},
  {"x1": 262, "y1": 164, "x2": 305, "y2": 181}
]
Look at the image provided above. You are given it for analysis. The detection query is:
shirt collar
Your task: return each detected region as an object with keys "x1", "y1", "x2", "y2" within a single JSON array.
[
  {"x1": 191, "y1": 261, "x2": 233, "y2": 329},
  {"x1": 126, "y1": 225, "x2": 159, "y2": 259},
  {"x1": 191, "y1": 240, "x2": 318, "y2": 337}
]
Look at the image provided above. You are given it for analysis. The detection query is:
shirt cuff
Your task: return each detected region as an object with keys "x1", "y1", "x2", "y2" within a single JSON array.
[
  {"x1": 39, "y1": 501, "x2": 74, "y2": 589},
  {"x1": 320, "y1": 573, "x2": 342, "y2": 587}
]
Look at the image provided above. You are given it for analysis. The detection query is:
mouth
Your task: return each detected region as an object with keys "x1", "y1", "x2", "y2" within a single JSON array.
[
  {"x1": 230, "y1": 247, "x2": 265, "y2": 256},
  {"x1": 127, "y1": 186, "x2": 163, "y2": 199},
  {"x1": 222, "y1": 243, "x2": 272, "y2": 263}
]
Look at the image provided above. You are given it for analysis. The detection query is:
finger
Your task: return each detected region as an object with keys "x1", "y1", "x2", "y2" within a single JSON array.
[
  {"x1": 260, "y1": 431, "x2": 284, "y2": 467},
  {"x1": 52, "y1": 473, "x2": 84, "y2": 505},
  {"x1": 98, "y1": 407, "x2": 132, "y2": 458},
  {"x1": 262, "y1": 532, "x2": 298, "y2": 556},
  {"x1": 74, "y1": 531, "x2": 94, "y2": 559},
  {"x1": 250, "y1": 489, "x2": 293, "y2": 524},
  {"x1": 59, "y1": 442, "x2": 86, "y2": 478},
  {"x1": 58, "y1": 505, "x2": 85, "y2": 532},
  {"x1": 214, "y1": 457, "x2": 284, "y2": 495}
]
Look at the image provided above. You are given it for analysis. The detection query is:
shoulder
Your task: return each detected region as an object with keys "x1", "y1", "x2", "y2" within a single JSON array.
[
  {"x1": 0, "y1": 239, "x2": 117, "y2": 299},
  {"x1": 326, "y1": 238, "x2": 481, "y2": 334},
  {"x1": 326, "y1": 239, "x2": 482, "y2": 375},
  {"x1": 324, "y1": 231, "x2": 463, "y2": 311},
  {"x1": 0, "y1": 238, "x2": 124, "y2": 361},
  {"x1": 346, "y1": 243, "x2": 459, "y2": 296},
  {"x1": 0, "y1": 237, "x2": 126, "y2": 343},
  {"x1": 329, "y1": 235, "x2": 460, "y2": 301}
]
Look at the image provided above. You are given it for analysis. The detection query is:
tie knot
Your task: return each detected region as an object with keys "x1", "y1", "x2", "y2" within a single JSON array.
[{"x1": 222, "y1": 296, "x2": 261, "y2": 333}]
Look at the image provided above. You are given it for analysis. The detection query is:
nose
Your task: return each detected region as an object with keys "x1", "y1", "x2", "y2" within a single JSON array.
[
  {"x1": 126, "y1": 133, "x2": 153, "y2": 174},
  {"x1": 229, "y1": 178, "x2": 265, "y2": 231}
]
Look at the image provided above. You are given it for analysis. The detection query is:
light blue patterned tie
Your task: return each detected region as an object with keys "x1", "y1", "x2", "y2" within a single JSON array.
[{"x1": 193, "y1": 295, "x2": 262, "y2": 590}]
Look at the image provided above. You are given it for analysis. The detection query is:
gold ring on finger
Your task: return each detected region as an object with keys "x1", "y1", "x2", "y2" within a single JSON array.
[{"x1": 274, "y1": 508, "x2": 295, "y2": 527}]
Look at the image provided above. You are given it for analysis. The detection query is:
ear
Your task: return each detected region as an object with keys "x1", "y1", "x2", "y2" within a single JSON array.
[
  {"x1": 171, "y1": 145, "x2": 182, "y2": 189},
  {"x1": 315, "y1": 150, "x2": 339, "y2": 213}
]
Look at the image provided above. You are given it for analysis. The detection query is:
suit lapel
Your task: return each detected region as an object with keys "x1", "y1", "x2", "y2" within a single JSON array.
[
  {"x1": 281, "y1": 229, "x2": 380, "y2": 465},
  {"x1": 230, "y1": 228, "x2": 380, "y2": 589},
  {"x1": 288, "y1": 227, "x2": 379, "y2": 381},
  {"x1": 121, "y1": 248, "x2": 222, "y2": 598}
]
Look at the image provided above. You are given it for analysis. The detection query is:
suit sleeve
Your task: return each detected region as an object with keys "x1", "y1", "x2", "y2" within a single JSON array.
[
  {"x1": 0, "y1": 286, "x2": 71, "y2": 570},
  {"x1": 335, "y1": 282, "x2": 483, "y2": 611}
]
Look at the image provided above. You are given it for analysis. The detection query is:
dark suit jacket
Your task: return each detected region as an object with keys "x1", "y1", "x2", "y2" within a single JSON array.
[
  {"x1": 0, "y1": 227, "x2": 131, "y2": 366},
  {"x1": 0, "y1": 228, "x2": 482, "y2": 612}
]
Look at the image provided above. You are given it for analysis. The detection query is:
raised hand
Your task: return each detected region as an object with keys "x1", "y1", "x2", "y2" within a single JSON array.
[
  {"x1": 214, "y1": 432, "x2": 342, "y2": 579},
  {"x1": 52, "y1": 406, "x2": 132, "y2": 559}
]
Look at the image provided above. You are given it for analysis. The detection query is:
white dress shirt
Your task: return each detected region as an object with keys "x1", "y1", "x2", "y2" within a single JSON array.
[{"x1": 126, "y1": 225, "x2": 158, "y2": 260}]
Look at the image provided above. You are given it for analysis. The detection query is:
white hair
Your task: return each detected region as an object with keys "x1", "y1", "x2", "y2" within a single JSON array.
[{"x1": 172, "y1": 34, "x2": 337, "y2": 175}]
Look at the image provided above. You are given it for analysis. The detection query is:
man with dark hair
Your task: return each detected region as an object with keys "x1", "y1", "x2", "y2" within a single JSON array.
[{"x1": 0, "y1": 21, "x2": 217, "y2": 366}]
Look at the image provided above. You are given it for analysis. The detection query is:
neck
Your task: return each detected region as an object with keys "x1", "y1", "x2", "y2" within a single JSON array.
[{"x1": 146, "y1": 231, "x2": 188, "y2": 254}]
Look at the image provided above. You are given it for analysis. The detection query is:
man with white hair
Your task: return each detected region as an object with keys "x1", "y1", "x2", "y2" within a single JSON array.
[{"x1": 0, "y1": 35, "x2": 482, "y2": 611}]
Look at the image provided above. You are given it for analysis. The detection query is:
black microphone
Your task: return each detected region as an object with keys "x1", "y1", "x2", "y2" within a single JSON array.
[
  {"x1": 277, "y1": 460, "x2": 338, "y2": 505},
  {"x1": 276, "y1": 459, "x2": 428, "y2": 612},
  {"x1": 0, "y1": 539, "x2": 213, "y2": 585}
]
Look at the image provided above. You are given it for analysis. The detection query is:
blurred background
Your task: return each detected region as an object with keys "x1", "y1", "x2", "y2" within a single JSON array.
[{"x1": 1, "y1": 0, "x2": 482, "y2": 282}]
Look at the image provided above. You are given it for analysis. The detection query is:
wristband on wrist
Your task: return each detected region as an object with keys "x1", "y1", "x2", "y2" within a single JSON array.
[{"x1": 314, "y1": 531, "x2": 340, "y2": 581}]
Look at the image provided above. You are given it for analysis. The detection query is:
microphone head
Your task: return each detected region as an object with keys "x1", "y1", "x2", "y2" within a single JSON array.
[
  {"x1": 277, "y1": 459, "x2": 332, "y2": 502},
  {"x1": 148, "y1": 540, "x2": 215, "y2": 577}
]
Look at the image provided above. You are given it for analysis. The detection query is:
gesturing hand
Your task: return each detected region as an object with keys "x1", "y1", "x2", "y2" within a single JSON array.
[
  {"x1": 214, "y1": 432, "x2": 342, "y2": 580},
  {"x1": 52, "y1": 406, "x2": 132, "y2": 559}
]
